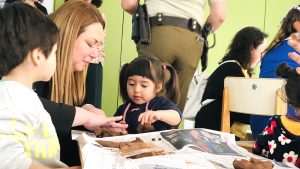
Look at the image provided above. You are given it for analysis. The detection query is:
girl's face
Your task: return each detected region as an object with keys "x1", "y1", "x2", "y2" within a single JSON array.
[
  {"x1": 72, "y1": 22, "x2": 104, "y2": 72},
  {"x1": 251, "y1": 38, "x2": 267, "y2": 68},
  {"x1": 127, "y1": 75, "x2": 161, "y2": 104}
]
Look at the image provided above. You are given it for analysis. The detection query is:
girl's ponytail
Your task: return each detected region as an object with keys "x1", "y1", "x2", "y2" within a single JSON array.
[
  {"x1": 119, "y1": 63, "x2": 130, "y2": 101},
  {"x1": 165, "y1": 64, "x2": 180, "y2": 105}
]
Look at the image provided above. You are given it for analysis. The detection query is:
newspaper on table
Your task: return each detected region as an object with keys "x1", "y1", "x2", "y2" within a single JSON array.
[{"x1": 74, "y1": 128, "x2": 297, "y2": 169}]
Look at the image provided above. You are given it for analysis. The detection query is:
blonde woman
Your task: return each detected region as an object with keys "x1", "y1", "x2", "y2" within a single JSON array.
[{"x1": 34, "y1": 0, "x2": 127, "y2": 166}]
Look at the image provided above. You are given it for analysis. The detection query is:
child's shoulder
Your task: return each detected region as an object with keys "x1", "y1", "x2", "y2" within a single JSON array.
[
  {"x1": 152, "y1": 96, "x2": 173, "y2": 104},
  {"x1": 280, "y1": 115, "x2": 300, "y2": 136},
  {"x1": 151, "y1": 96, "x2": 181, "y2": 112},
  {"x1": 0, "y1": 81, "x2": 32, "y2": 102}
]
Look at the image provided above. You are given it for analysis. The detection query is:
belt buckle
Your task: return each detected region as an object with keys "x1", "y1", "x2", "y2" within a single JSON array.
[
  {"x1": 156, "y1": 13, "x2": 163, "y2": 26},
  {"x1": 189, "y1": 18, "x2": 197, "y2": 31}
]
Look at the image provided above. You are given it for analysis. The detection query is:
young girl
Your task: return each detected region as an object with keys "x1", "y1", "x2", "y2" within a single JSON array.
[
  {"x1": 114, "y1": 56, "x2": 182, "y2": 134},
  {"x1": 253, "y1": 63, "x2": 300, "y2": 168}
]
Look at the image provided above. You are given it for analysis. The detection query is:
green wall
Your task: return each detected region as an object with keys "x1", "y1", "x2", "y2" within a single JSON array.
[{"x1": 54, "y1": 1, "x2": 299, "y2": 117}]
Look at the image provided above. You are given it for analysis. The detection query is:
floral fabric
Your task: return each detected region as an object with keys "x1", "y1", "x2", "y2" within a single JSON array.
[{"x1": 253, "y1": 115, "x2": 300, "y2": 167}]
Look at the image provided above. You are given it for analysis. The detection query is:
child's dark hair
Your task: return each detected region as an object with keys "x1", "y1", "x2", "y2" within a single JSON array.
[
  {"x1": 0, "y1": 2, "x2": 58, "y2": 77},
  {"x1": 65, "y1": 0, "x2": 103, "y2": 8},
  {"x1": 276, "y1": 63, "x2": 300, "y2": 108},
  {"x1": 119, "y1": 56, "x2": 180, "y2": 104}
]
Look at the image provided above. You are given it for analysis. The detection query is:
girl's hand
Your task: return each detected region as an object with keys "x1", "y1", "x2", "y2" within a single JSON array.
[{"x1": 138, "y1": 110, "x2": 162, "y2": 125}]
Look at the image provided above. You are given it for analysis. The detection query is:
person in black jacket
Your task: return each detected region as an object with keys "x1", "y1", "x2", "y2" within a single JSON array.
[{"x1": 194, "y1": 27, "x2": 268, "y2": 139}]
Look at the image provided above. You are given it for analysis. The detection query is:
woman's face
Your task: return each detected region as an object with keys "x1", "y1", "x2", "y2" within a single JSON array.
[
  {"x1": 72, "y1": 22, "x2": 104, "y2": 72},
  {"x1": 251, "y1": 38, "x2": 267, "y2": 68}
]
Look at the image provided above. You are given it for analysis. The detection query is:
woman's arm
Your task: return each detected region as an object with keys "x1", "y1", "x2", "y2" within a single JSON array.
[
  {"x1": 39, "y1": 97, "x2": 75, "y2": 134},
  {"x1": 40, "y1": 98, "x2": 127, "y2": 132}
]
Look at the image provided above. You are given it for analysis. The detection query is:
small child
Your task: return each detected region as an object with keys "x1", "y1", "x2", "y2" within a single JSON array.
[
  {"x1": 253, "y1": 63, "x2": 300, "y2": 168},
  {"x1": 0, "y1": 3, "x2": 71, "y2": 168},
  {"x1": 114, "y1": 56, "x2": 182, "y2": 134}
]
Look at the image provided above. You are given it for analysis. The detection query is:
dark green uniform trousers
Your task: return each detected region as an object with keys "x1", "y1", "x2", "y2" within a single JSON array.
[{"x1": 138, "y1": 26, "x2": 204, "y2": 111}]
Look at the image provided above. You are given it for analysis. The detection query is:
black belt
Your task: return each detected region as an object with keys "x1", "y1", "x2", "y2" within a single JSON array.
[{"x1": 149, "y1": 14, "x2": 202, "y2": 35}]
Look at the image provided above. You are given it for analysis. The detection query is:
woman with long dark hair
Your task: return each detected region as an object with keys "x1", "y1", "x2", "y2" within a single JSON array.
[{"x1": 195, "y1": 27, "x2": 267, "y2": 140}]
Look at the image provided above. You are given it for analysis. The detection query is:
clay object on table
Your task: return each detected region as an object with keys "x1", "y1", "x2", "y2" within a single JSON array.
[
  {"x1": 137, "y1": 123, "x2": 155, "y2": 133},
  {"x1": 233, "y1": 157, "x2": 273, "y2": 169},
  {"x1": 95, "y1": 127, "x2": 125, "y2": 138}
]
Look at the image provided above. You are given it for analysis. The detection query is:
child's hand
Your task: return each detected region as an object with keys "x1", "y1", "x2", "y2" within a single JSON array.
[{"x1": 138, "y1": 110, "x2": 161, "y2": 125}]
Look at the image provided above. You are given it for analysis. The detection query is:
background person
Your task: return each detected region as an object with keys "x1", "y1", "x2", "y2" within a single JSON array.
[
  {"x1": 194, "y1": 27, "x2": 268, "y2": 139},
  {"x1": 251, "y1": 5, "x2": 300, "y2": 139},
  {"x1": 121, "y1": 0, "x2": 227, "y2": 111}
]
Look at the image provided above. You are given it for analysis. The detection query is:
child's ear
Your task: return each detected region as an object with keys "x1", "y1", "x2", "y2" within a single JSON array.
[
  {"x1": 30, "y1": 48, "x2": 46, "y2": 66},
  {"x1": 293, "y1": 21, "x2": 300, "y2": 32},
  {"x1": 156, "y1": 83, "x2": 163, "y2": 93}
]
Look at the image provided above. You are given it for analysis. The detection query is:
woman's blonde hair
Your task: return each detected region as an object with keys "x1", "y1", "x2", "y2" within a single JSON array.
[{"x1": 49, "y1": 0, "x2": 105, "y2": 106}]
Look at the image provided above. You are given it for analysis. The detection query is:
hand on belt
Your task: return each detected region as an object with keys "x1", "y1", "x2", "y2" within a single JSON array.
[{"x1": 149, "y1": 13, "x2": 202, "y2": 35}]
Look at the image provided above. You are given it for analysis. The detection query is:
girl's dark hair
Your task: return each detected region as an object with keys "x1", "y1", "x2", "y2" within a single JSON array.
[
  {"x1": 220, "y1": 26, "x2": 268, "y2": 76},
  {"x1": 119, "y1": 56, "x2": 180, "y2": 104},
  {"x1": 276, "y1": 63, "x2": 300, "y2": 108},
  {"x1": 0, "y1": 2, "x2": 58, "y2": 77}
]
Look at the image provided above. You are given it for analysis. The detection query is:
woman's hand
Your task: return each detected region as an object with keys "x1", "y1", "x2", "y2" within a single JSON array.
[
  {"x1": 81, "y1": 104, "x2": 128, "y2": 132},
  {"x1": 83, "y1": 114, "x2": 125, "y2": 131},
  {"x1": 73, "y1": 105, "x2": 126, "y2": 131},
  {"x1": 82, "y1": 104, "x2": 106, "y2": 116},
  {"x1": 107, "y1": 121, "x2": 128, "y2": 135}
]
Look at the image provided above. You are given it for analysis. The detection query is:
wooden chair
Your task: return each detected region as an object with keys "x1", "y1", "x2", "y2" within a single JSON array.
[{"x1": 220, "y1": 77, "x2": 287, "y2": 152}]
